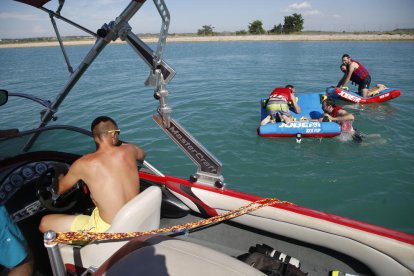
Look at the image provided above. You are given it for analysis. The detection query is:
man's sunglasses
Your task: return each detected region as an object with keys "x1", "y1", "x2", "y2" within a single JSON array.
[{"x1": 107, "y1": 129, "x2": 121, "y2": 135}]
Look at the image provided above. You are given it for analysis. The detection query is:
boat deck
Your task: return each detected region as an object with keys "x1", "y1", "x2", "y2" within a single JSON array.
[{"x1": 160, "y1": 212, "x2": 374, "y2": 276}]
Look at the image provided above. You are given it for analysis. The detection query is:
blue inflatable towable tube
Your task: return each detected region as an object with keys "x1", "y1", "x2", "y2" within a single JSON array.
[{"x1": 257, "y1": 93, "x2": 341, "y2": 138}]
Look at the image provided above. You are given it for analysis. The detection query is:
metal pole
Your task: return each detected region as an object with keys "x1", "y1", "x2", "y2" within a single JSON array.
[
  {"x1": 49, "y1": 14, "x2": 74, "y2": 74},
  {"x1": 153, "y1": 0, "x2": 170, "y2": 64},
  {"x1": 39, "y1": 7, "x2": 97, "y2": 37},
  {"x1": 22, "y1": 0, "x2": 146, "y2": 152},
  {"x1": 44, "y1": 230, "x2": 66, "y2": 276},
  {"x1": 23, "y1": 36, "x2": 109, "y2": 151}
]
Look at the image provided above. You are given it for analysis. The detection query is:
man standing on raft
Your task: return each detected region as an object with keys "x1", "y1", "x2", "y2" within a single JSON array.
[{"x1": 337, "y1": 54, "x2": 372, "y2": 98}]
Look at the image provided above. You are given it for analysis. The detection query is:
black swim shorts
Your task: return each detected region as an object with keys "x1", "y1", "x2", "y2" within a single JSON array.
[{"x1": 358, "y1": 75, "x2": 371, "y2": 94}]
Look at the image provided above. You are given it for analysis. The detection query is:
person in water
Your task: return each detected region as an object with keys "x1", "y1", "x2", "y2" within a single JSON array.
[
  {"x1": 320, "y1": 98, "x2": 362, "y2": 142},
  {"x1": 0, "y1": 205, "x2": 33, "y2": 276},
  {"x1": 337, "y1": 54, "x2": 372, "y2": 98},
  {"x1": 261, "y1": 85, "x2": 301, "y2": 125},
  {"x1": 338, "y1": 63, "x2": 387, "y2": 97},
  {"x1": 39, "y1": 116, "x2": 145, "y2": 233}
]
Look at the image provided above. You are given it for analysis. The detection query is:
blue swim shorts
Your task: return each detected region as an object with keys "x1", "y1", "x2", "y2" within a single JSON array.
[{"x1": 0, "y1": 205, "x2": 28, "y2": 268}]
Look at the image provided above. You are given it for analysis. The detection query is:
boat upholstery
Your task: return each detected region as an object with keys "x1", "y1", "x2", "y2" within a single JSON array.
[
  {"x1": 94, "y1": 234, "x2": 265, "y2": 276},
  {"x1": 59, "y1": 185, "x2": 162, "y2": 269}
]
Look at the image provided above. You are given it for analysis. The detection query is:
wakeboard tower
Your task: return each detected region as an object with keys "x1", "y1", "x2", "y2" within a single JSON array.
[{"x1": 14, "y1": 0, "x2": 224, "y2": 189}]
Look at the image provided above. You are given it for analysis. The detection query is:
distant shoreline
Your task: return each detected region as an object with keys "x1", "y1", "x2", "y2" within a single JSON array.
[{"x1": 1, "y1": 33, "x2": 414, "y2": 49}]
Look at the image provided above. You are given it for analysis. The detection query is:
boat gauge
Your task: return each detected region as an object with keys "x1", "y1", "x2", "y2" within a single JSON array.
[
  {"x1": 10, "y1": 174, "x2": 24, "y2": 187},
  {"x1": 4, "y1": 183, "x2": 13, "y2": 192},
  {"x1": 21, "y1": 166, "x2": 34, "y2": 179},
  {"x1": 35, "y1": 162, "x2": 48, "y2": 175}
]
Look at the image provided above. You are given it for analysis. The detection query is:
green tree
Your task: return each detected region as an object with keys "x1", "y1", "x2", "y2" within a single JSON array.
[
  {"x1": 197, "y1": 25, "x2": 215, "y2": 36},
  {"x1": 268, "y1": 24, "x2": 283, "y2": 34},
  {"x1": 235, "y1": 30, "x2": 248, "y2": 35},
  {"x1": 283, "y1": 13, "x2": 304, "y2": 34},
  {"x1": 248, "y1": 20, "x2": 266, "y2": 34}
]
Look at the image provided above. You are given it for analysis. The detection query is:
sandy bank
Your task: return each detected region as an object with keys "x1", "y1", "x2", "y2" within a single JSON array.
[{"x1": 1, "y1": 33, "x2": 413, "y2": 49}]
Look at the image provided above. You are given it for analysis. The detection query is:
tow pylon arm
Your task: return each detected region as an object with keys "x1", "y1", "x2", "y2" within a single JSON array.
[
  {"x1": 128, "y1": 0, "x2": 224, "y2": 188},
  {"x1": 124, "y1": 32, "x2": 175, "y2": 85},
  {"x1": 153, "y1": 115, "x2": 224, "y2": 188},
  {"x1": 149, "y1": 67, "x2": 224, "y2": 188}
]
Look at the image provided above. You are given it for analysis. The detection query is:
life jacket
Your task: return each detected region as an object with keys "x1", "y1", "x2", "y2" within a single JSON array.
[
  {"x1": 331, "y1": 106, "x2": 343, "y2": 118},
  {"x1": 351, "y1": 59, "x2": 369, "y2": 82},
  {"x1": 349, "y1": 73, "x2": 359, "y2": 85},
  {"x1": 268, "y1": 87, "x2": 292, "y2": 102},
  {"x1": 331, "y1": 105, "x2": 353, "y2": 132}
]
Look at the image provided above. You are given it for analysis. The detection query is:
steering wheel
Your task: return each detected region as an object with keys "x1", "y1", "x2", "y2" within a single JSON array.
[{"x1": 36, "y1": 163, "x2": 80, "y2": 212}]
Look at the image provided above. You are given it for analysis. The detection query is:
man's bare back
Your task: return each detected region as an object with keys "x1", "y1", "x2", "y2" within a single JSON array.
[
  {"x1": 39, "y1": 116, "x2": 145, "y2": 233},
  {"x1": 65, "y1": 143, "x2": 142, "y2": 223}
]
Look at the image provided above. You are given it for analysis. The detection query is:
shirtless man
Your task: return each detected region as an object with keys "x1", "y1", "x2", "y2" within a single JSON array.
[
  {"x1": 39, "y1": 116, "x2": 145, "y2": 233},
  {"x1": 337, "y1": 54, "x2": 372, "y2": 98}
]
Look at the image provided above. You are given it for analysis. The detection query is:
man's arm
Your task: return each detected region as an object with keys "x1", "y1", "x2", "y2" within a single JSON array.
[
  {"x1": 131, "y1": 144, "x2": 145, "y2": 161},
  {"x1": 57, "y1": 160, "x2": 83, "y2": 194},
  {"x1": 119, "y1": 142, "x2": 145, "y2": 161},
  {"x1": 337, "y1": 74, "x2": 346, "y2": 87},
  {"x1": 339, "y1": 63, "x2": 356, "y2": 87},
  {"x1": 290, "y1": 93, "x2": 301, "y2": 114},
  {"x1": 326, "y1": 110, "x2": 355, "y2": 122}
]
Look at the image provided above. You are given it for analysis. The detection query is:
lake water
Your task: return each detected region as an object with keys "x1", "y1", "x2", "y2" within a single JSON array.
[{"x1": 0, "y1": 41, "x2": 413, "y2": 234}]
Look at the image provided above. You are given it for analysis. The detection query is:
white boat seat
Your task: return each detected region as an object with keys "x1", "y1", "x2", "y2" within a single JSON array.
[
  {"x1": 59, "y1": 185, "x2": 162, "y2": 269},
  {"x1": 94, "y1": 234, "x2": 266, "y2": 276}
]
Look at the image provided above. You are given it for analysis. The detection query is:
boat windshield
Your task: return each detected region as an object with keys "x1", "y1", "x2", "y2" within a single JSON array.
[{"x1": 0, "y1": 126, "x2": 95, "y2": 161}]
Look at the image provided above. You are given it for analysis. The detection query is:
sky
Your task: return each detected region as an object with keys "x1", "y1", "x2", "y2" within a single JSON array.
[{"x1": 1, "y1": 0, "x2": 414, "y2": 39}]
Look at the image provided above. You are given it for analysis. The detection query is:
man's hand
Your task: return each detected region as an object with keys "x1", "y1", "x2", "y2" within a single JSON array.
[
  {"x1": 290, "y1": 92, "x2": 301, "y2": 114},
  {"x1": 322, "y1": 114, "x2": 333, "y2": 122},
  {"x1": 47, "y1": 172, "x2": 63, "y2": 200}
]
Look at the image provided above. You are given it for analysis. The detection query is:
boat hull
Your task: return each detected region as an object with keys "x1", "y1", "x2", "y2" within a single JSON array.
[
  {"x1": 145, "y1": 171, "x2": 414, "y2": 276},
  {"x1": 1, "y1": 152, "x2": 414, "y2": 275}
]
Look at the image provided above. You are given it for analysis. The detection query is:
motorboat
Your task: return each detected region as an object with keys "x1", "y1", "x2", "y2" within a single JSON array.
[{"x1": 1, "y1": 1, "x2": 413, "y2": 275}]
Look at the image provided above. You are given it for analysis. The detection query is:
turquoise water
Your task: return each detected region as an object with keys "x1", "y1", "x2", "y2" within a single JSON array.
[{"x1": 1, "y1": 41, "x2": 413, "y2": 234}]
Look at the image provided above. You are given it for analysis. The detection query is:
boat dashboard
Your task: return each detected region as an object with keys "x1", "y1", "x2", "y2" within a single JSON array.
[
  {"x1": 0, "y1": 150, "x2": 189, "y2": 222},
  {"x1": 0, "y1": 152, "x2": 93, "y2": 220}
]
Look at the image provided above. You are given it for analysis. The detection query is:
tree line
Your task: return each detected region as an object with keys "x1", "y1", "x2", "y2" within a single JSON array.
[{"x1": 198, "y1": 13, "x2": 304, "y2": 36}]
